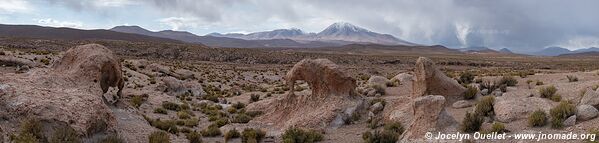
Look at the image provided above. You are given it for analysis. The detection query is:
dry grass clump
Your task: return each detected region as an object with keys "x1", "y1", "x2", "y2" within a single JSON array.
[
  {"x1": 148, "y1": 131, "x2": 170, "y2": 143},
  {"x1": 461, "y1": 112, "x2": 483, "y2": 133},
  {"x1": 475, "y1": 96, "x2": 495, "y2": 116},
  {"x1": 463, "y1": 85, "x2": 478, "y2": 100},
  {"x1": 539, "y1": 85, "x2": 559, "y2": 101},
  {"x1": 185, "y1": 131, "x2": 202, "y2": 143},
  {"x1": 458, "y1": 71, "x2": 475, "y2": 84},
  {"x1": 528, "y1": 110, "x2": 547, "y2": 127},
  {"x1": 100, "y1": 134, "x2": 124, "y2": 143},
  {"x1": 50, "y1": 127, "x2": 79, "y2": 143},
  {"x1": 498, "y1": 76, "x2": 518, "y2": 86},
  {"x1": 225, "y1": 128, "x2": 241, "y2": 142},
  {"x1": 241, "y1": 128, "x2": 266, "y2": 143},
  {"x1": 200, "y1": 124, "x2": 222, "y2": 137},
  {"x1": 549, "y1": 101, "x2": 575, "y2": 128},
  {"x1": 282, "y1": 127, "x2": 324, "y2": 143}
]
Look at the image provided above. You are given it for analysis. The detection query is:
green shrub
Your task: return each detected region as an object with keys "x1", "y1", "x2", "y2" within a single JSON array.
[
  {"x1": 130, "y1": 95, "x2": 144, "y2": 108},
  {"x1": 184, "y1": 118, "x2": 199, "y2": 127},
  {"x1": 550, "y1": 101, "x2": 575, "y2": 128},
  {"x1": 227, "y1": 107, "x2": 238, "y2": 114},
  {"x1": 232, "y1": 113, "x2": 252, "y2": 123},
  {"x1": 186, "y1": 131, "x2": 203, "y2": 143},
  {"x1": 214, "y1": 118, "x2": 229, "y2": 127},
  {"x1": 550, "y1": 94, "x2": 562, "y2": 102},
  {"x1": 241, "y1": 128, "x2": 266, "y2": 143},
  {"x1": 177, "y1": 111, "x2": 191, "y2": 119},
  {"x1": 99, "y1": 135, "x2": 124, "y2": 143},
  {"x1": 250, "y1": 94, "x2": 260, "y2": 103},
  {"x1": 566, "y1": 75, "x2": 578, "y2": 82},
  {"x1": 539, "y1": 85, "x2": 558, "y2": 98},
  {"x1": 200, "y1": 124, "x2": 222, "y2": 137},
  {"x1": 162, "y1": 102, "x2": 181, "y2": 111},
  {"x1": 282, "y1": 127, "x2": 324, "y2": 143},
  {"x1": 148, "y1": 131, "x2": 170, "y2": 143},
  {"x1": 50, "y1": 127, "x2": 80, "y2": 143},
  {"x1": 17, "y1": 118, "x2": 45, "y2": 142},
  {"x1": 362, "y1": 130, "x2": 398, "y2": 143},
  {"x1": 528, "y1": 110, "x2": 547, "y2": 127},
  {"x1": 490, "y1": 122, "x2": 506, "y2": 133},
  {"x1": 154, "y1": 108, "x2": 167, "y2": 114},
  {"x1": 463, "y1": 85, "x2": 478, "y2": 100},
  {"x1": 475, "y1": 96, "x2": 495, "y2": 116},
  {"x1": 499, "y1": 76, "x2": 518, "y2": 86},
  {"x1": 225, "y1": 128, "x2": 241, "y2": 142},
  {"x1": 459, "y1": 71, "x2": 475, "y2": 84},
  {"x1": 461, "y1": 112, "x2": 483, "y2": 133}
]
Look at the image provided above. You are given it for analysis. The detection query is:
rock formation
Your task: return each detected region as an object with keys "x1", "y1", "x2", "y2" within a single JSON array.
[
  {"x1": 580, "y1": 88, "x2": 599, "y2": 108},
  {"x1": 160, "y1": 76, "x2": 206, "y2": 96},
  {"x1": 400, "y1": 95, "x2": 458, "y2": 142},
  {"x1": 0, "y1": 44, "x2": 121, "y2": 137},
  {"x1": 248, "y1": 59, "x2": 364, "y2": 129},
  {"x1": 367, "y1": 75, "x2": 390, "y2": 87},
  {"x1": 412, "y1": 57, "x2": 466, "y2": 99}
]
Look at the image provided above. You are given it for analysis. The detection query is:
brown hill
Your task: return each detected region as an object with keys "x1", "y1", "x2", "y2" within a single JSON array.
[{"x1": 0, "y1": 24, "x2": 182, "y2": 43}]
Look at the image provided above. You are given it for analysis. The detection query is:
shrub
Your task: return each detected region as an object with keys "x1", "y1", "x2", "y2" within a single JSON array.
[
  {"x1": 588, "y1": 128, "x2": 599, "y2": 143},
  {"x1": 370, "y1": 84, "x2": 386, "y2": 95},
  {"x1": 368, "y1": 117, "x2": 382, "y2": 129},
  {"x1": 498, "y1": 76, "x2": 518, "y2": 86},
  {"x1": 461, "y1": 112, "x2": 483, "y2": 133},
  {"x1": 566, "y1": 75, "x2": 579, "y2": 82},
  {"x1": 100, "y1": 135, "x2": 124, "y2": 143},
  {"x1": 490, "y1": 122, "x2": 506, "y2": 133},
  {"x1": 250, "y1": 94, "x2": 260, "y2": 103},
  {"x1": 550, "y1": 101, "x2": 575, "y2": 128},
  {"x1": 18, "y1": 118, "x2": 45, "y2": 142},
  {"x1": 362, "y1": 130, "x2": 398, "y2": 143},
  {"x1": 536, "y1": 81, "x2": 544, "y2": 85},
  {"x1": 480, "y1": 80, "x2": 497, "y2": 95},
  {"x1": 177, "y1": 111, "x2": 191, "y2": 119},
  {"x1": 475, "y1": 96, "x2": 495, "y2": 116},
  {"x1": 245, "y1": 111, "x2": 263, "y2": 117},
  {"x1": 12, "y1": 133, "x2": 39, "y2": 143},
  {"x1": 214, "y1": 118, "x2": 229, "y2": 127},
  {"x1": 184, "y1": 118, "x2": 199, "y2": 127},
  {"x1": 186, "y1": 131, "x2": 203, "y2": 143},
  {"x1": 499, "y1": 84, "x2": 507, "y2": 92},
  {"x1": 528, "y1": 110, "x2": 547, "y2": 127},
  {"x1": 200, "y1": 124, "x2": 221, "y2": 137},
  {"x1": 232, "y1": 113, "x2": 252, "y2": 123},
  {"x1": 227, "y1": 107, "x2": 238, "y2": 114},
  {"x1": 150, "y1": 119, "x2": 179, "y2": 134},
  {"x1": 550, "y1": 94, "x2": 562, "y2": 102},
  {"x1": 162, "y1": 102, "x2": 181, "y2": 111},
  {"x1": 50, "y1": 127, "x2": 80, "y2": 143},
  {"x1": 148, "y1": 131, "x2": 170, "y2": 143},
  {"x1": 282, "y1": 127, "x2": 324, "y2": 143},
  {"x1": 539, "y1": 85, "x2": 558, "y2": 98},
  {"x1": 241, "y1": 128, "x2": 266, "y2": 143},
  {"x1": 463, "y1": 85, "x2": 478, "y2": 100},
  {"x1": 130, "y1": 95, "x2": 144, "y2": 108},
  {"x1": 233, "y1": 102, "x2": 246, "y2": 109},
  {"x1": 383, "y1": 122, "x2": 404, "y2": 135},
  {"x1": 154, "y1": 108, "x2": 167, "y2": 114},
  {"x1": 225, "y1": 128, "x2": 241, "y2": 142},
  {"x1": 459, "y1": 71, "x2": 475, "y2": 84}
]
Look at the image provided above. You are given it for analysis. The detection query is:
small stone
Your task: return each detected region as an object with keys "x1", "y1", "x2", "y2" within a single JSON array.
[
  {"x1": 370, "y1": 102, "x2": 384, "y2": 114},
  {"x1": 563, "y1": 115, "x2": 576, "y2": 127},
  {"x1": 452, "y1": 100, "x2": 474, "y2": 109}
]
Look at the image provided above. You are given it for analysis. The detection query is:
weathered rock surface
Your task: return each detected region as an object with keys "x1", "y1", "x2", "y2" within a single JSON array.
[
  {"x1": 494, "y1": 97, "x2": 556, "y2": 122},
  {"x1": 0, "y1": 44, "x2": 120, "y2": 137},
  {"x1": 160, "y1": 76, "x2": 206, "y2": 96},
  {"x1": 247, "y1": 59, "x2": 364, "y2": 129},
  {"x1": 400, "y1": 95, "x2": 458, "y2": 142},
  {"x1": 452, "y1": 100, "x2": 475, "y2": 108},
  {"x1": 370, "y1": 102, "x2": 384, "y2": 114},
  {"x1": 367, "y1": 75, "x2": 389, "y2": 87},
  {"x1": 563, "y1": 115, "x2": 576, "y2": 127},
  {"x1": 580, "y1": 88, "x2": 599, "y2": 108},
  {"x1": 391, "y1": 73, "x2": 413, "y2": 85},
  {"x1": 576, "y1": 105, "x2": 598, "y2": 121},
  {"x1": 412, "y1": 57, "x2": 466, "y2": 99}
]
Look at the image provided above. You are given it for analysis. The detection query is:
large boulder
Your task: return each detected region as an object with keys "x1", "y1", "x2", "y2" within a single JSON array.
[
  {"x1": 367, "y1": 75, "x2": 390, "y2": 87},
  {"x1": 247, "y1": 59, "x2": 364, "y2": 129},
  {"x1": 400, "y1": 95, "x2": 458, "y2": 142},
  {"x1": 160, "y1": 76, "x2": 206, "y2": 96},
  {"x1": 580, "y1": 88, "x2": 599, "y2": 108},
  {"x1": 412, "y1": 57, "x2": 466, "y2": 99},
  {"x1": 494, "y1": 97, "x2": 556, "y2": 122},
  {"x1": 0, "y1": 44, "x2": 120, "y2": 137},
  {"x1": 391, "y1": 73, "x2": 413, "y2": 85},
  {"x1": 576, "y1": 105, "x2": 598, "y2": 121}
]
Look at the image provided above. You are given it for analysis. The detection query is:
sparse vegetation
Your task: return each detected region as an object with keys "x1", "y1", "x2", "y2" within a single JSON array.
[
  {"x1": 528, "y1": 110, "x2": 547, "y2": 127},
  {"x1": 100, "y1": 135, "x2": 124, "y2": 143},
  {"x1": 186, "y1": 131, "x2": 203, "y2": 143},
  {"x1": 498, "y1": 76, "x2": 518, "y2": 86},
  {"x1": 154, "y1": 108, "x2": 168, "y2": 114},
  {"x1": 149, "y1": 131, "x2": 170, "y2": 143},
  {"x1": 463, "y1": 85, "x2": 478, "y2": 100},
  {"x1": 549, "y1": 101, "x2": 575, "y2": 128},
  {"x1": 490, "y1": 122, "x2": 506, "y2": 133},
  {"x1": 282, "y1": 127, "x2": 324, "y2": 143},
  {"x1": 49, "y1": 127, "x2": 80, "y2": 143},
  {"x1": 241, "y1": 128, "x2": 266, "y2": 143},
  {"x1": 200, "y1": 124, "x2": 222, "y2": 137},
  {"x1": 461, "y1": 112, "x2": 483, "y2": 133},
  {"x1": 250, "y1": 94, "x2": 260, "y2": 102},
  {"x1": 162, "y1": 101, "x2": 182, "y2": 111},
  {"x1": 225, "y1": 128, "x2": 241, "y2": 142},
  {"x1": 475, "y1": 96, "x2": 495, "y2": 116},
  {"x1": 539, "y1": 85, "x2": 558, "y2": 99},
  {"x1": 130, "y1": 95, "x2": 144, "y2": 108},
  {"x1": 458, "y1": 71, "x2": 475, "y2": 84}
]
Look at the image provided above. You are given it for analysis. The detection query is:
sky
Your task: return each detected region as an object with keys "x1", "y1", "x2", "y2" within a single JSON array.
[{"x1": 1, "y1": 0, "x2": 599, "y2": 52}]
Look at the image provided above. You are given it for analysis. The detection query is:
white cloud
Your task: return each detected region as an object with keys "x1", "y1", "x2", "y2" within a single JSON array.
[
  {"x1": 158, "y1": 17, "x2": 205, "y2": 31},
  {"x1": 92, "y1": 0, "x2": 137, "y2": 7},
  {"x1": 556, "y1": 36, "x2": 599, "y2": 50},
  {"x1": 37, "y1": 18, "x2": 83, "y2": 28},
  {"x1": 0, "y1": 0, "x2": 31, "y2": 13}
]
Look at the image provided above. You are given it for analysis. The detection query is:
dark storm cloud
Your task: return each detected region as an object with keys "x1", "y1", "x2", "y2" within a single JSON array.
[{"x1": 38, "y1": 0, "x2": 599, "y2": 51}]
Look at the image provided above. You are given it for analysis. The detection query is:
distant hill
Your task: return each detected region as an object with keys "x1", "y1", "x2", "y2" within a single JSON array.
[
  {"x1": 531, "y1": 47, "x2": 599, "y2": 56},
  {"x1": 0, "y1": 24, "x2": 182, "y2": 43},
  {"x1": 558, "y1": 51, "x2": 599, "y2": 57},
  {"x1": 110, "y1": 26, "x2": 343, "y2": 48},
  {"x1": 499, "y1": 48, "x2": 513, "y2": 54}
]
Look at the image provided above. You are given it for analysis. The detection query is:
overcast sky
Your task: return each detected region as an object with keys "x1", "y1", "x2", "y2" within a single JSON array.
[{"x1": 1, "y1": 0, "x2": 599, "y2": 52}]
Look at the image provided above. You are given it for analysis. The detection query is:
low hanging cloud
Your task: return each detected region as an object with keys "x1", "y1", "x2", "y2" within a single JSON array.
[
  {"x1": 0, "y1": 0, "x2": 31, "y2": 14},
  {"x1": 37, "y1": 18, "x2": 83, "y2": 28},
  {"x1": 32, "y1": 0, "x2": 599, "y2": 51}
]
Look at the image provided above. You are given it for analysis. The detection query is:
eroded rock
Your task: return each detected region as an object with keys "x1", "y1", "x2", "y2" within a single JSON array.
[
  {"x1": 412, "y1": 57, "x2": 466, "y2": 99},
  {"x1": 400, "y1": 95, "x2": 458, "y2": 142},
  {"x1": 576, "y1": 105, "x2": 598, "y2": 121}
]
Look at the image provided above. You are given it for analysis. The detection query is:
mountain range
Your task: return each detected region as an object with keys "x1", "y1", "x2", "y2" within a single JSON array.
[
  {"x1": 532, "y1": 47, "x2": 599, "y2": 56},
  {"x1": 207, "y1": 22, "x2": 416, "y2": 46}
]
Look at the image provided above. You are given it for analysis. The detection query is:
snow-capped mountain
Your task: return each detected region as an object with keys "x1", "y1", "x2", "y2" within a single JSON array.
[{"x1": 208, "y1": 22, "x2": 416, "y2": 46}]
